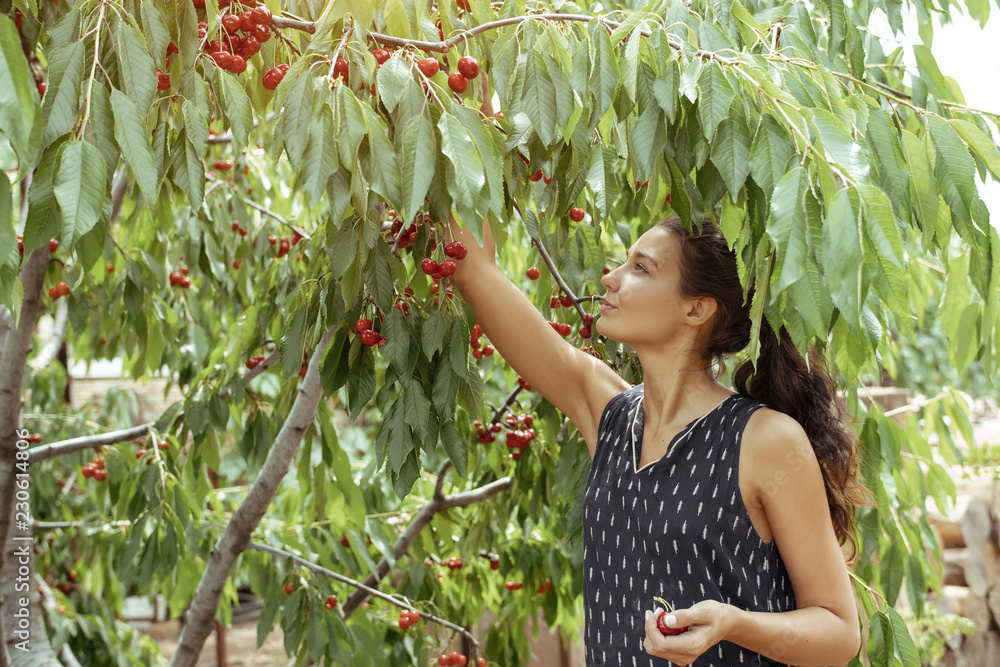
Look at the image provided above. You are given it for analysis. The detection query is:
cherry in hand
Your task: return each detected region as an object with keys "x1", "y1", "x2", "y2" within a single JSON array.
[{"x1": 652, "y1": 596, "x2": 689, "y2": 636}]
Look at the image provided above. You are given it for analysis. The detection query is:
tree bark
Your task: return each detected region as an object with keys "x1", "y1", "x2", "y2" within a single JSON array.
[
  {"x1": 168, "y1": 329, "x2": 335, "y2": 667},
  {"x1": 0, "y1": 248, "x2": 51, "y2": 667}
]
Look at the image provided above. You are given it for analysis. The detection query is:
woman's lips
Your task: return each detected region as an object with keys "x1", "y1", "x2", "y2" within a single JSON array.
[{"x1": 600, "y1": 302, "x2": 617, "y2": 314}]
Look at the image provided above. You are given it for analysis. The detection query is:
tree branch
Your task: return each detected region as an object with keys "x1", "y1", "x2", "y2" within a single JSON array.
[
  {"x1": 271, "y1": 15, "x2": 316, "y2": 34},
  {"x1": 341, "y1": 473, "x2": 512, "y2": 618},
  {"x1": 27, "y1": 422, "x2": 153, "y2": 463},
  {"x1": 168, "y1": 327, "x2": 336, "y2": 667}
]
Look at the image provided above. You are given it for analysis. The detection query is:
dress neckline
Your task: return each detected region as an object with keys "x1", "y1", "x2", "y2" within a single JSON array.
[{"x1": 631, "y1": 391, "x2": 736, "y2": 473}]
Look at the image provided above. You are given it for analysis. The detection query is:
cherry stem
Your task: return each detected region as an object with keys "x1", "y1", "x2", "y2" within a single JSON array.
[
  {"x1": 488, "y1": 384, "x2": 523, "y2": 426},
  {"x1": 531, "y1": 233, "x2": 587, "y2": 322}
]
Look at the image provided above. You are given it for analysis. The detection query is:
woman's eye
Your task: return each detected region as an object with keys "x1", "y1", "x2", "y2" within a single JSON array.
[{"x1": 633, "y1": 263, "x2": 647, "y2": 273}]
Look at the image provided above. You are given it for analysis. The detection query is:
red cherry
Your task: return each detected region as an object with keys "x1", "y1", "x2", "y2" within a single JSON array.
[
  {"x1": 421, "y1": 258, "x2": 438, "y2": 275},
  {"x1": 262, "y1": 67, "x2": 283, "y2": 90},
  {"x1": 213, "y1": 159, "x2": 233, "y2": 171},
  {"x1": 239, "y1": 11, "x2": 255, "y2": 31},
  {"x1": 213, "y1": 50, "x2": 234, "y2": 69},
  {"x1": 251, "y1": 6, "x2": 272, "y2": 23},
  {"x1": 457, "y1": 56, "x2": 480, "y2": 79},
  {"x1": 417, "y1": 58, "x2": 440, "y2": 77},
  {"x1": 278, "y1": 239, "x2": 290, "y2": 256},
  {"x1": 356, "y1": 318, "x2": 372, "y2": 331},
  {"x1": 444, "y1": 241, "x2": 467, "y2": 259},
  {"x1": 334, "y1": 57, "x2": 349, "y2": 80},
  {"x1": 529, "y1": 169, "x2": 543, "y2": 182},
  {"x1": 136, "y1": 449, "x2": 147, "y2": 459},
  {"x1": 180, "y1": 265, "x2": 189, "y2": 275},
  {"x1": 56, "y1": 281, "x2": 70, "y2": 297},
  {"x1": 580, "y1": 326, "x2": 591, "y2": 338},
  {"x1": 107, "y1": 264, "x2": 115, "y2": 273},
  {"x1": 438, "y1": 260, "x2": 457, "y2": 277},
  {"x1": 158, "y1": 440, "x2": 170, "y2": 450},
  {"x1": 457, "y1": 0, "x2": 471, "y2": 10},
  {"x1": 240, "y1": 35, "x2": 261, "y2": 58},
  {"x1": 360, "y1": 330, "x2": 380, "y2": 346},
  {"x1": 505, "y1": 581, "x2": 522, "y2": 591},
  {"x1": 447, "y1": 72, "x2": 468, "y2": 94},
  {"x1": 93, "y1": 469, "x2": 107, "y2": 481},
  {"x1": 228, "y1": 55, "x2": 247, "y2": 74},
  {"x1": 157, "y1": 70, "x2": 171, "y2": 91},
  {"x1": 48, "y1": 287, "x2": 60, "y2": 300},
  {"x1": 222, "y1": 14, "x2": 241, "y2": 32},
  {"x1": 372, "y1": 48, "x2": 391, "y2": 65},
  {"x1": 526, "y1": 267, "x2": 540, "y2": 280},
  {"x1": 569, "y1": 207, "x2": 585, "y2": 222},
  {"x1": 179, "y1": 276, "x2": 191, "y2": 288},
  {"x1": 82, "y1": 465, "x2": 95, "y2": 479},
  {"x1": 252, "y1": 23, "x2": 270, "y2": 42},
  {"x1": 284, "y1": 582, "x2": 294, "y2": 594},
  {"x1": 560, "y1": 295, "x2": 573, "y2": 308},
  {"x1": 233, "y1": 259, "x2": 241, "y2": 270}
]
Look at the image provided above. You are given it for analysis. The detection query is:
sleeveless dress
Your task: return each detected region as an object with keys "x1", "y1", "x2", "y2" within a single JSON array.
[{"x1": 581, "y1": 385, "x2": 796, "y2": 667}]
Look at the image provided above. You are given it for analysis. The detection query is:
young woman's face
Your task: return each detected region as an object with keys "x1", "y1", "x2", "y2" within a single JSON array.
[{"x1": 596, "y1": 227, "x2": 710, "y2": 350}]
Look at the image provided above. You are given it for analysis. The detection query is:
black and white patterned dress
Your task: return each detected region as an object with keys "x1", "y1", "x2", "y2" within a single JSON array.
[{"x1": 581, "y1": 385, "x2": 796, "y2": 666}]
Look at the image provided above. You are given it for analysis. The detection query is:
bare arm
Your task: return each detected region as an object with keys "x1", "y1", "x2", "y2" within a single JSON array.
[
  {"x1": 448, "y1": 215, "x2": 627, "y2": 455},
  {"x1": 728, "y1": 410, "x2": 861, "y2": 665}
]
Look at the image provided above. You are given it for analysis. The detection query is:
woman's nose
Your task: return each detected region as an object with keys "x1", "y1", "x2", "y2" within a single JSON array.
[{"x1": 600, "y1": 266, "x2": 619, "y2": 292}]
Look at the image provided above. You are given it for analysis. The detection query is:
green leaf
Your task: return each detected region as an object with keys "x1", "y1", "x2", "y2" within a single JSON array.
[
  {"x1": 22, "y1": 140, "x2": 62, "y2": 258},
  {"x1": 749, "y1": 114, "x2": 792, "y2": 193},
  {"x1": 439, "y1": 420, "x2": 467, "y2": 478},
  {"x1": 587, "y1": 144, "x2": 619, "y2": 218},
  {"x1": 926, "y1": 115, "x2": 977, "y2": 239},
  {"x1": 41, "y1": 42, "x2": 85, "y2": 146},
  {"x1": 438, "y1": 112, "x2": 485, "y2": 212},
  {"x1": 366, "y1": 111, "x2": 402, "y2": 207},
  {"x1": 696, "y1": 63, "x2": 734, "y2": 140},
  {"x1": 140, "y1": 3, "x2": 171, "y2": 71},
  {"x1": 376, "y1": 54, "x2": 412, "y2": 115},
  {"x1": 298, "y1": 112, "x2": 337, "y2": 207},
  {"x1": 398, "y1": 114, "x2": 435, "y2": 222},
  {"x1": 899, "y1": 128, "x2": 938, "y2": 241},
  {"x1": 111, "y1": 88, "x2": 158, "y2": 206},
  {"x1": 0, "y1": 172, "x2": 15, "y2": 307},
  {"x1": 117, "y1": 23, "x2": 158, "y2": 119},
  {"x1": 523, "y1": 50, "x2": 558, "y2": 146},
  {"x1": 422, "y1": 311, "x2": 449, "y2": 359},
  {"x1": 588, "y1": 22, "x2": 620, "y2": 117},
  {"x1": 808, "y1": 108, "x2": 869, "y2": 184},
  {"x1": 866, "y1": 109, "x2": 910, "y2": 218},
  {"x1": 280, "y1": 308, "x2": 307, "y2": 380},
  {"x1": 0, "y1": 15, "x2": 41, "y2": 168},
  {"x1": 279, "y1": 73, "x2": 315, "y2": 170},
  {"x1": 822, "y1": 187, "x2": 864, "y2": 330},
  {"x1": 709, "y1": 117, "x2": 752, "y2": 202},
  {"x1": 363, "y1": 240, "x2": 395, "y2": 314},
  {"x1": 950, "y1": 118, "x2": 1000, "y2": 182},
  {"x1": 765, "y1": 166, "x2": 807, "y2": 295},
  {"x1": 220, "y1": 75, "x2": 253, "y2": 145},
  {"x1": 53, "y1": 142, "x2": 108, "y2": 247},
  {"x1": 87, "y1": 83, "x2": 119, "y2": 180}
]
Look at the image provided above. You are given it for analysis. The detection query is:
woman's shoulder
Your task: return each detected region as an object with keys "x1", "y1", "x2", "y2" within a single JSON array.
[{"x1": 596, "y1": 384, "x2": 643, "y2": 427}]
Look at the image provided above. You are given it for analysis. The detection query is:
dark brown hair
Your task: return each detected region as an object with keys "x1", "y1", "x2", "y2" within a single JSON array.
[{"x1": 658, "y1": 215, "x2": 869, "y2": 560}]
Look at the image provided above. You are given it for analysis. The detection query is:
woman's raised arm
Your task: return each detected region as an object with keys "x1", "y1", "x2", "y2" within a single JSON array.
[{"x1": 447, "y1": 215, "x2": 627, "y2": 455}]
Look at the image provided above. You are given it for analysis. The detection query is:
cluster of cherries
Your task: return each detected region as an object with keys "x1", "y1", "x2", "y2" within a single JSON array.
[
  {"x1": 169, "y1": 265, "x2": 192, "y2": 289},
  {"x1": 469, "y1": 323, "x2": 494, "y2": 360},
  {"x1": 355, "y1": 318, "x2": 386, "y2": 347},
  {"x1": 324, "y1": 594, "x2": 338, "y2": 610},
  {"x1": 398, "y1": 607, "x2": 421, "y2": 630},
  {"x1": 135, "y1": 439, "x2": 170, "y2": 466},
  {"x1": 473, "y1": 419, "x2": 501, "y2": 444},
  {"x1": 548, "y1": 295, "x2": 596, "y2": 338},
  {"x1": 444, "y1": 556, "x2": 464, "y2": 570},
  {"x1": 502, "y1": 412, "x2": 535, "y2": 461},
  {"x1": 80, "y1": 455, "x2": 107, "y2": 482},
  {"x1": 48, "y1": 281, "x2": 71, "y2": 300},
  {"x1": 268, "y1": 231, "x2": 303, "y2": 258},
  {"x1": 438, "y1": 653, "x2": 488, "y2": 666}
]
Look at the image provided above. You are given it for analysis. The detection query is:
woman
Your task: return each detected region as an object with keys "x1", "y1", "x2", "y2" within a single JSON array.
[{"x1": 448, "y1": 213, "x2": 864, "y2": 667}]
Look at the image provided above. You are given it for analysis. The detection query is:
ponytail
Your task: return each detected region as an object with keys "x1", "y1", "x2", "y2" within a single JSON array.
[{"x1": 732, "y1": 319, "x2": 869, "y2": 561}]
